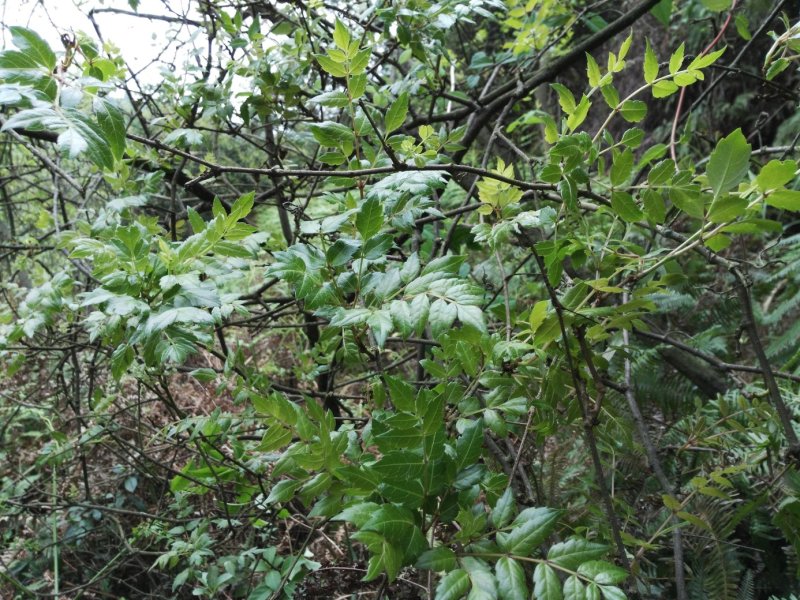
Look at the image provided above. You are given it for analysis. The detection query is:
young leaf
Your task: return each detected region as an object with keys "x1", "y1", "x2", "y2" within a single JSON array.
[
  {"x1": 644, "y1": 39, "x2": 658, "y2": 84},
  {"x1": 668, "y1": 42, "x2": 685, "y2": 75}
]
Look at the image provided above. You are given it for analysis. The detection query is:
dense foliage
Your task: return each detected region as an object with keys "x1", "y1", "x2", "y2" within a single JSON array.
[{"x1": 1, "y1": 0, "x2": 800, "y2": 598}]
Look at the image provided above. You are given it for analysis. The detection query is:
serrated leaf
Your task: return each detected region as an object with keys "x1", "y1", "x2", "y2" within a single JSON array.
[
  {"x1": 94, "y1": 98, "x2": 126, "y2": 161},
  {"x1": 315, "y1": 53, "x2": 347, "y2": 77},
  {"x1": 766, "y1": 189, "x2": 800, "y2": 211},
  {"x1": 534, "y1": 564, "x2": 563, "y2": 600},
  {"x1": 644, "y1": 39, "x2": 658, "y2": 84},
  {"x1": 497, "y1": 507, "x2": 560, "y2": 556},
  {"x1": 586, "y1": 53, "x2": 602, "y2": 87},
  {"x1": 563, "y1": 576, "x2": 586, "y2": 600},
  {"x1": 651, "y1": 80, "x2": 679, "y2": 98},
  {"x1": 385, "y1": 92, "x2": 409, "y2": 134},
  {"x1": 610, "y1": 191, "x2": 642, "y2": 222},
  {"x1": 496, "y1": 557, "x2": 527, "y2": 600},
  {"x1": 356, "y1": 197, "x2": 384, "y2": 239},
  {"x1": 491, "y1": 487, "x2": 516, "y2": 529},
  {"x1": 10, "y1": 27, "x2": 56, "y2": 70},
  {"x1": 706, "y1": 128, "x2": 751, "y2": 198},
  {"x1": 417, "y1": 547, "x2": 457, "y2": 571},
  {"x1": 619, "y1": 100, "x2": 646, "y2": 123},
  {"x1": 577, "y1": 561, "x2": 628, "y2": 585},
  {"x1": 333, "y1": 18, "x2": 351, "y2": 50},
  {"x1": 436, "y1": 569, "x2": 471, "y2": 600},
  {"x1": 668, "y1": 43, "x2": 685, "y2": 75},
  {"x1": 756, "y1": 159, "x2": 797, "y2": 191},
  {"x1": 547, "y1": 538, "x2": 609, "y2": 570}
]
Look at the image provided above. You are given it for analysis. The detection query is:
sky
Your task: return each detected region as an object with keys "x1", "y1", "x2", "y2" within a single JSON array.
[{"x1": 1, "y1": 0, "x2": 200, "y2": 85}]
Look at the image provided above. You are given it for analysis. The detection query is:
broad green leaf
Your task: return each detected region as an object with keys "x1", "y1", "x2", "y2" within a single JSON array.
[
  {"x1": 315, "y1": 53, "x2": 347, "y2": 77},
  {"x1": 456, "y1": 418, "x2": 484, "y2": 471},
  {"x1": 310, "y1": 121, "x2": 355, "y2": 146},
  {"x1": 766, "y1": 189, "x2": 800, "y2": 211},
  {"x1": 756, "y1": 159, "x2": 797, "y2": 191},
  {"x1": 497, "y1": 507, "x2": 560, "y2": 556},
  {"x1": 356, "y1": 197, "x2": 384, "y2": 239},
  {"x1": 385, "y1": 92, "x2": 409, "y2": 134},
  {"x1": 619, "y1": 100, "x2": 646, "y2": 123},
  {"x1": 610, "y1": 149, "x2": 633, "y2": 186},
  {"x1": 651, "y1": 80, "x2": 678, "y2": 98},
  {"x1": 9, "y1": 27, "x2": 56, "y2": 70},
  {"x1": 707, "y1": 194, "x2": 746, "y2": 223},
  {"x1": 333, "y1": 18, "x2": 351, "y2": 50},
  {"x1": 577, "y1": 561, "x2": 628, "y2": 586},
  {"x1": 417, "y1": 547, "x2": 457, "y2": 571},
  {"x1": 533, "y1": 564, "x2": 563, "y2": 600},
  {"x1": 547, "y1": 538, "x2": 609, "y2": 570},
  {"x1": 610, "y1": 191, "x2": 643, "y2": 223},
  {"x1": 706, "y1": 128, "x2": 751, "y2": 198},
  {"x1": 491, "y1": 487, "x2": 516, "y2": 529},
  {"x1": 94, "y1": 98, "x2": 126, "y2": 161},
  {"x1": 563, "y1": 576, "x2": 586, "y2": 600},
  {"x1": 436, "y1": 569, "x2": 471, "y2": 600},
  {"x1": 495, "y1": 557, "x2": 528, "y2": 600}
]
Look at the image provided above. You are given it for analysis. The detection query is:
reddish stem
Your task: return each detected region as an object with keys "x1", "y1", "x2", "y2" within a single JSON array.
[{"x1": 670, "y1": 1, "x2": 738, "y2": 162}]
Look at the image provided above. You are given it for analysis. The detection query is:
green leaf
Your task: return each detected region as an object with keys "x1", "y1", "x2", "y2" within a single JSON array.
[
  {"x1": 534, "y1": 564, "x2": 563, "y2": 600},
  {"x1": 610, "y1": 191, "x2": 643, "y2": 223},
  {"x1": 577, "y1": 561, "x2": 628, "y2": 586},
  {"x1": 310, "y1": 121, "x2": 355, "y2": 147},
  {"x1": 491, "y1": 487, "x2": 516, "y2": 529},
  {"x1": 436, "y1": 569, "x2": 471, "y2": 600},
  {"x1": 94, "y1": 98, "x2": 126, "y2": 162},
  {"x1": 566, "y1": 95, "x2": 591, "y2": 131},
  {"x1": 701, "y1": 0, "x2": 731, "y2": 10},
  {"x1": 547, "y1": 538, "x2": 609, "y2": 570},
  {"x1": 315, "y1": 53, "x2": 347, "y2": 77},
  {"x1": 417, "y1": 547, "x2": 457, "y2": 571},
  {"x1": 563, "y1": 576, "x2": 586, "y2": 600},
  {"x1": 456, "y1": 418, "x2": 484, "y2": 471},
  {"x1": 706, "y1": 128, "x2": 751, "y2": 198},
  {"x1": 333, "y1": 18, "x2": 351, "y2": 50},
  {"x1": 619, "y1": 100, "x2": 646, "y2": 123},
  {"x1": 385, "y1": 92, "x2": 409, "y2": 135},
  {"x1": 707, "y1": 194, "x2": 746, "y2": 223},
  {"x1": 9, "y1": 27, "x2": 56, "y2": 70},
  {"x1": 586, "y1": 54, "x2": 602, "y2": 88},
  {"x1": 497, "y1": 507, "x2": 560, "y2": 556},
  {"x1": 651, "y1": 80, "x2": 679, "y2": 98},
  {"x1": 688, "y1": 47, "x2": 725, "y2": 71},
  {"x1": 495, "y1": 557, "x2": 528, "y2": 600},
  {"x1": 668, "y1": 43, "x2": 685, "y2": 75},
  {"x1": 644, "y1": 39, "x2": 658, "y2": 84},
  {"x1": 350, "y1": 47, "x2": 372, "y2": 75},
  {"x1": 642, "y1": 189, "x2": 666, "y2": 223},
  {"x1": 756, "y1": 159, "x2": 797, "y2": 191},
  {"x1": 610, "y1": 149, "x2": 633, "y2": 186},
  {"x1": 551, "y1": 83, "x2": 577, "y2": 114},
  {"x1": 356, "y1": 197, "x2": 384, "y2": 239},
  {"x1": 766, "y1": 189, "x2": 800, "y2": 211}
]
